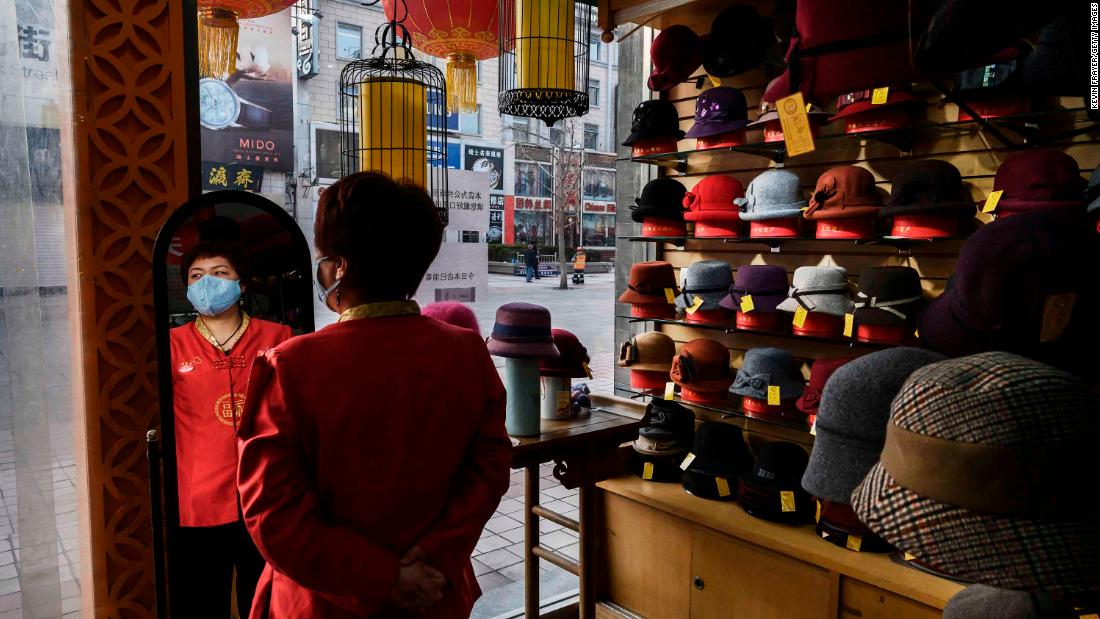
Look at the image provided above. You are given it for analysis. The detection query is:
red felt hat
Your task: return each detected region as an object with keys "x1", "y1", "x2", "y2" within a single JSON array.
[
  {"x1": 648, "y1": 25, "x2": 703, "y2": 91},
  {"x1": 804, "y1": 166, "x2": 883, "y2": 220},
  {"x1": 828, "y1": 87, "x2": 921, "y2": 122},
  {"x1": 683, "y1": 175, "x2": 744, "y2": 224},
  {"x1": 671, "y1": 338, "x2": 734, "y2": 394},
  {"x1": 796, "y1": 357, "x2": 853, "y2": 415},
  {"x1": 541, "y1": 329, "x2": 591, "y2": 378},
  {"x1": 992, "y1": 149, "x2": 1088, "y2": 216},
  {"x1": 422, "y1": 302, "x2": 481, "y2": 337}
]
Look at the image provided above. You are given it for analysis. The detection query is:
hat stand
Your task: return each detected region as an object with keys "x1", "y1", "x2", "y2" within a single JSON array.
[
  {"x1": 843, "y1": 109, "x2": 909, "y2": 134},
  {"x1": 685, "y1": 308, "x2": 733, "y2": 325},
  {"x1": 750, "y1": 218, "x2": 801, "y2": 238},
  {"x1": 631, "y1": 303, "x2": 677, "y2": 320},
  {"x1": 680, "y1": 387, "x2": 727, "y2": 404},
  {"x1": 856, "y1": 323, "x2": 913, "y2": 345},
  {"x1": 504, "y1": 358, "x2": 542, "y2": 436},
  {"x1": 696, "y1": 130, "x2": 746, "y2": 149},
  {"x1": 741, "y1": 396, "x2": 808, "y2": 425},
  {"x1": 957, "y1": 98, "x2": 1029, "y2": 121},
  {"x1": 815, "y1": 217, "x2": 875, "y2": 240},
  {"x1": 694, "y1": 221, "x2": 742, "y2": 238},
  {"x1": 792, "y1": 312, "x2": 843, "y2": 338},
  {"x1": 632, "y1": 137, "x2": 679, "y2": 157},
  {"x1": 630, "y1": 369, "x2": 670, "y2": 390},
  {"x1": 642, "y1": 217, "x2": 687, "y2": 238},
  {"x1": 540, "y1": 376, "x2": 572, "y2": 420},
  {"x1": 761, "y1": 120, "x2": 821, "y2": 144},
  {"x1": 736, "y1": 310, "x2": 787, "y2": 333},
  {"x1": 889, "y1": 213, "x2": 957, "y2": 239}
]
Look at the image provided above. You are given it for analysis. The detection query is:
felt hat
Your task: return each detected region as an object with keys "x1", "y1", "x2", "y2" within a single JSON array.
[
  {"x1": 487, "y1": 303, "x2": 559, "y2": 359},
  {"x1": 828, "y1": 87, "x2": 922, "y2": 122},
  {"x1": 681, "y1": 422, "x2": 754, "y2": 500},
  {"x1": 804, "y1": 166, "x2": 883, "y2": 220},
  {"x1": 619, "y1": 261, "x2": 680, "y2": 305},
  {"x1": 682, "y1": 175, "x2": 744, "y2": 224},
  {"x1": 853, "y1": 352, "x2": 1100, "y2": 595},
  {"x1": 540, "y1": 329, "x2": 590, "y2": 378},
  {"x1": 954, "y1": 59, "x2": 1023, "y2": 100},
  {"x1": 853, "y1": 266, "x2": 926, "y2": 327},
  {"x1": 776, "y1": 266, "x2": 854, "y2": 318},
  {"x1": 943, "y1": 585, "x2": 1079, "y2": 619},
  {"x1": 631, "y1": 451, "x2": 689, "y2": 483},
  {"x1": 815, "y1": 500, "x2": 895, "y2": 554},
  {"x1": 619, "y1": 331, "x2": 676, "y2": 373},
  {"x1": 622, "y1": 99, "x2": 686, "y2": 146},
  {"x1": 675, "y1": 260, "x2": 734, "y2": 311},
  {"x1": 729, "y1": 347, "x2": 805, "y2": 401},
  {"x1": 738, "y1": 441, "x2": 815, "y2": 524},
  {"x1": 422, "y1": 301, "x2": 481, "y2": 336},
  {"x1": 749, "y1": 78, "x2": 831, "y2": 127},
  {"x1": 916, "y1": 212, "x2": 1096, "y2": 377},
  {"x1": 735, "y1": 170, "x2": 807, "y2": 221},
  {"x1": 638, "y1": 399, "x2": 696, "y2": 441},
  {"x1": 671, "y1": 338, "x2": 734, "y2": 394},
  {"x1": 684, "y1": 87, "x2": 749, "y2": 139},
  {"x1": 795, "y1": 357, "x2": 852, "y2": 416},
  {"x1": 719, "y1": 265, "x2": 789, "y2": 313},
  {"x1": 914, "y1": 0, "x2": 1060, "y2": 74},
  {"x1": 1087, "y1": 164, "x2": 1100, "y2": 214},
  {"x1": 631, "y1": 178, "x2": 688, "y2": 223},
  {"x1": 701, "y1": 4, "x2": 772, "y2": 78},
  {"x1": 992, "y1": 149, "x2": 1087, "y2": 216},
  {"x1": 881, "y1": 160, "x2": 977, "y2": 217},
  {"x1": 649, "y1": 25, "x2": 703, "y2": 91},
  {"x1": 801, "y1": 347, "x2": 945, "y2": 504}
]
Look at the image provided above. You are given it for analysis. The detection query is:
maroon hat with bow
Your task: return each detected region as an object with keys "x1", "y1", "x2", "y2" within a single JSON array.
[
  {"x1": 649, "y1": 25, "x2": 703, "y2": 91},
  {"x1": 541, "y1": 329, "x2": 592, "y2": 378},
  {"x1": 804, "y1": 166, "x2": 883, "y2": 220},
  {"x1": 992, "y1": 149, "x2": 1088, "y2": 217},
  {"x1": 671, "y1": 339, "x2": 734, "y2": 394},
  {"x1": 796, "y1": 357, "x2": 853, "y2": 415},
  {"x1": 487, "y1": 303, "x2": 560, "y2": 359}
]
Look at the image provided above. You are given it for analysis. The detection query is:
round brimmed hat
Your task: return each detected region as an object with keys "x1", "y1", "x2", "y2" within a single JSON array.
[
  {"x1": 619, "y1": 261, "x2": 680, "y2": 305},
  {"x1": 619, "y1": 331, "x2": 676, "y2": 373},
  {"x1": 992, "y1": 149, "x2": 1087, "y2": 216},
  {"x1": 801, "y1": 347, "x2": 945, "y2": 504},
  {"x1": 638, "y1": 399, "x2": 696, "y2": 442},
  {"x1": 943, "y1": 584, "x2": 1079, "y2": 619},
  {"x1": 828, "y1": 87, "x2": 921, "y2": 122},
  {"x1": 795, "y1": 357, "x2": 852, "y2": 416},
  {"x1": 882, "y1": 160, "x2": 977, "y2": 217},
  {"x1": 701, "y1": 4, "x2": 772, "y2": 78},
  {"x1": 815, "y1": 500, "x2": 894, "y2": 554},
  {"x1": 487, "y1": 303, "x2": 559, "y2": 359},
  {"x1": 804, "y1": 166, "x2": 883, "y2": 220},
  {"x1": 735, "y1": 170, "x2": 807, "y2": 221},
  {"x1": 682, "y1": 422, "x2": 754, "y2": 500},
  {"x1": 671, "y1": 338, "x2": 734, "y2": 394},
  {"x1": 622, "y1": 100, "x2": 686, "y2": 146},
  {"x1": 738, "y1": 441, "x2": 815, "y2": 524},
  {"x1": 684, "y1": 87, "x2": 749, "y2": 138},
  {"x1": 852, "y1": 352, "x2": 1100, "y2": 595},
  {"x1": 776, "y1": 266, "x2": 854, "y2": 318},
  {"x1": 540, "y1": 329, "x2": 591, "y2": 378},
  {"x1": 719, "y1": 265, "x2": 789, "y2": 313},
  {"x1": 631, "y1": 178, "x2": 688, "y2": 223},
  {"x1": 729, "y1": 347, "x2": 805, "y2": 401},
  {"x1": 749, "y1": 79, "x2": 831, "y2": 127},
  {"x1": 649, "y1": 25, "x2": 703, "y2": 91},
  {"x1": 422, "y1": 301, "x2": 481, "y2": 336},
  {"x1": 675, "y1": 260, "x2": 733, "y2": 312},
  {"x1": 853, "y1": 266, "x2": 926, "y2": 327},
  {"x1": 683, "y1": 175, "x2": 744, "y2": 224}
]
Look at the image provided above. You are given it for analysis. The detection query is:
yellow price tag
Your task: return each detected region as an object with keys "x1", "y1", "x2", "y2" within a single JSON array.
[
  {"x1": 740, "y1": 294, "x2": 755, "y2": 313},
  {"x1": 903, "y1": 552, "x2": 916, "y2": 562},
  {"x1": 664, "y1": 288, "x2": 676, "y2": 305},
  {"x1": 872, "y1": 87, "x2": 890, "y2": 105},
  {"x1": 582, "y1": 362, "x2": 593, "y2": 379},
  {"x1": 1078, "y1": 614, "x2": 1099, "y2": 619},
  {"x1": 775, "y1": 92, "x2": 816, "y2": 157},
  {"x1": 686, "y1": 295, "x2": 705, "y2": 315},
  {"x1": 810, "y1": 418, "x2": 817, "y2": 436},
  {"x1": 680, "y1": 452, "x2": 696, "y2": 471},
  {"x1": 557, "y1": 392, "x2": 571, "y2": 414},
  {"x1": 780, "y1": 490, "x2": 796, "y2": 512},
  {"x1": 815, "y1": 500, "x2": 821, "y2": 523},
  {"x1": 664, "y1": 381, "x2": 676, "y2": 400},
  {"x1": 793, "y1": 306, "x2": 809, "y2": 328},
  {"x1": 914, "y1": 329, "x2": 920, "y2": 339},
  {"x1": 1039, "y1": 292, "x2": 1077, "y2": 343},
  {"x1": 767, "y1": 385, "x2": 781, "y2": 406},
  {"x1": 846, "y1": 534, "x2": 863, "y2": 552},
  {"x1": 708, "y1": 74, "x2": 721, "y2": 87},
  {"x1": 843, "y1": 313, "x2": 855, "y2": 338},
  {"x1": 982, "y1": 189, "x2": 1004, "y2": 213},
  {"x1": 642, "y1": 461, "x2": 655, "y2": 480},
  {"x1": 716, "y1": 476, "x2": 731, "y2": 497}
]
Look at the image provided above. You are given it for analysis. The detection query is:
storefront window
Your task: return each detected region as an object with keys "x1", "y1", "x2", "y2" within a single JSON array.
[
  {"x1": 582, "y1": 213, "x2": 616, "y2": 247},
  {"x1": 514, "y1": 210, "x2": 553, "y2": 245},
  {"x1": 583, "y1": 168, "x2": 615, "y2": 200},
  {"x1": 336, "y1": 23, "x2": 362, "y2": 60},
  {"x1": 515, "y1": 161, "x2": 552, "y2": 197}
]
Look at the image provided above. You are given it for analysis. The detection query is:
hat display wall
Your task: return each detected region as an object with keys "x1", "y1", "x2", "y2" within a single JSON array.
[
  {"x1": 701, "y1": 4, "x2": 772, "y2": 78},
  {"x1": 828, "y1": 87, "x2": 922, "y2": 134},
  {"x1": 675, "y1": 260, "x2": 734, "y2": 324},
  {"x1": 804, "y1": 166, "x2": 883, "y2": 239},
  {"x1": 882, "y1": 159, "x2": 976, "y2": 239},
  {"x1": 619, "y1": 331, "x2": 677, "y2": 389},
  {"x1": 719, "y1": 265, "x2": 790, "y2": 332},
  {"x1": 684, "y1": 87, "x2": 749, "y2": 147},
  {"x1": 422, "y1": 301, "x2": 481, "y2": 336},
  {"x1": 631, "y1": 178, "x2": 688, "y2": 238},
  {"x1": 795, "y1": 357, "x2": 852, "y2": 420},
  {"x1": 681, "y1": 422, "x2": 754, "y2": 500},
  {"x1": 683, "y1": 175, "x2": 745, "y2": 238},
  {"x1": 487, "y1": 303, "x2": 560, "y2": 358},
  {"x1": 801, "y1": 347, "x2": 945, "y2": 505},
  {"x1": 852, "y1": 352, "x2": 1100, "y2": 594},
  {"x1": 776, "y1": 266, "x2": 854, "y2": 337},
  {"x1": 852, "y1": 266, "x2": 926, "y2": 345},
  {"x1": 988, "y1": 149, "x2": 1088, "y2": 218},
  {"x1": 648, "y1": 25, "x2": 703, "y2": 92},
  {"x1": 540, "y1": 329, "x2": 591, "y2": 378},
  {"x1": 917, "y1": 212, "x2": 1096, "y2": 378},
  {"x1": 622, "y1": 100, "x2": 686, "y2": 154},
  {"x1": 735, "y1": 170, "x2": 806, "y2": 240},
  {"x1": 632, "y1": 399, "x2": 697, "y2": 483},
  {"x1": 738, "y1": 441, "x2": 815, "y2": 524},
  {"x1": 671, "y1": 338, "x2": 734, "y2": 402},
  {"x1": 619, "y1": 261, "x2": 680, "y2": 319}
]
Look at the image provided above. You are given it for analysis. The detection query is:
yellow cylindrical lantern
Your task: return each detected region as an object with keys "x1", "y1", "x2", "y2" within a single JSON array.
[
  {"x1": 446, "y1": 53, "x2": 478, "y2": 113},
  {"x1": 358, "y1": 78, "x2": 428, "y2": 187},
  {"x1": 515, "y1": 0, "x2": 575, "y2": 91}
]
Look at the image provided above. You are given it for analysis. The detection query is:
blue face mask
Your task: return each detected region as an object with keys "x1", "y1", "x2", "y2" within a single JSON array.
[{"x1": 187, "y1": 275, "x2": 242, "y2": 317}]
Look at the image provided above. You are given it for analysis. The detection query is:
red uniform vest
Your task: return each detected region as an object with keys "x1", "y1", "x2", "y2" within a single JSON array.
[{"x1": 171, "y1": 317, "x2": 291, "y2": 527}]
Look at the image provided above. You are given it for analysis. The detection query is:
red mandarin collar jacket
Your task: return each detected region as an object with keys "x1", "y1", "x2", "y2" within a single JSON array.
[{"x1": 236, "y1": 314, "x2": 511, "y2": 618}]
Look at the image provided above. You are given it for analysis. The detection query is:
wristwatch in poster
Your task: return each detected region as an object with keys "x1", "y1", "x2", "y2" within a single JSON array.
[{"x1": 199, "y1": 77, "x2": 272, "y2": 131}]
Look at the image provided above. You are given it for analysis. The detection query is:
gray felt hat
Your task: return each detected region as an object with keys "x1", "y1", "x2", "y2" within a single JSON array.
[
  {"x1": 735, "y1": 170, "x2": 807, "y2": 221},
  {"x1": 801, "y1": 347, "x2": 945, "y2": 504},
  {"x1": 674, "y1": 260, "x2": 734, "y2": 311},
  {"x1": 729, "y1": 347, "x2": 805, "y2": 400},
  {"x1": 944, "y1": 585, "x2": 1077, "y2": 619},
  {"x1": 775, "y1": 266, "x2": 854, "y2": 318}
]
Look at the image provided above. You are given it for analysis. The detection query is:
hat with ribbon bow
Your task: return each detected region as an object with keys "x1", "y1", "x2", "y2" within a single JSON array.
[
  {"x1": 618, "y1": 331, "x2": 676, "y2": 373},
  {"x1": 618, "y1": 261, "x2": 680, "y2": 306},
  {"x1": 735, "y1": 169, "x2": 807, "y2": 221},
  {"x1": 729, "y1": 347, "x2": 805, "y2": 401},
  {"x1": 853, "y1": 266, "x2": 927, "y2": 327},
  {"x1": 804, "y1": 166, "x2": 883, "y2": 220},
  {"x1": 776, "y1": 266, "x2": 854, "y2": 318},
  {"x1": 671, "y1": 338, "x2": 734, "y2": 394},
  {"x1": 683, "y1": 175, "x2": 744, "y2": 225},
  {"x1": 795, "y1": 357, "x2": 853, "y2": 416},
  {"x1": 719, "y1": 265, "x2": 789, "y2": 313},
  {"x1": 674, "y1": 260, "x2": 734, "y2": 311}
]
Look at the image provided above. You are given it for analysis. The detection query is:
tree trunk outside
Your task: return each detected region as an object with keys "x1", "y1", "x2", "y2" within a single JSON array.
[{"x1": 556, "y1": 192, "x2": 569, "y2": 289}]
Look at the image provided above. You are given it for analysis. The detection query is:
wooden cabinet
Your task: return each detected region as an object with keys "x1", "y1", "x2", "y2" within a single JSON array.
[{"x1": 840, "y1": 579, "x2": 941, "y2": 619}]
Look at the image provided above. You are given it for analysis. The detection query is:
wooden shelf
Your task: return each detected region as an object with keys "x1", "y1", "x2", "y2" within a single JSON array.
[
  {"x1": 620, "y1": 235, "x2": 967, "y2": 255},
  {"x1": 614, "y1": 383, "x2": 812, "y2": 433},
  {"x1": 617, "y1": 315, "x2": 895, "y2": 350}
]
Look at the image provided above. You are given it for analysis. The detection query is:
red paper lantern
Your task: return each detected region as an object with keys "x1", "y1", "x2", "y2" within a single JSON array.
[
  {"x1": 198, "y1": 0, "x2": 297, "y2": 79},
  {"x1": 382, "y1": 0, "x2": 500, "y2": 112}
]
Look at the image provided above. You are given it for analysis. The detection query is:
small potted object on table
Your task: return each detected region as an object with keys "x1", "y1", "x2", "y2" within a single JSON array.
[{"x1": 539, "y1": 329, "x2": 592, "y2": 420}]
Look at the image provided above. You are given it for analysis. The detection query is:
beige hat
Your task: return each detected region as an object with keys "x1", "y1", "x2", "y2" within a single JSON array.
[{"x1": 619, "y1": 331, "x2": 676, "y2": 373}]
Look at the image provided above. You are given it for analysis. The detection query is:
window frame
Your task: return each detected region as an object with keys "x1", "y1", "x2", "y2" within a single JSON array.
[
  {"x1": 588, "y1": 80, "x2": 600, "y2": 107},
  {"x1": 583, "y1": 123, "x2": 599, "y2": 151},
  {"x1": 335, "y1": 22, "x2": 363, "y2": 61}
]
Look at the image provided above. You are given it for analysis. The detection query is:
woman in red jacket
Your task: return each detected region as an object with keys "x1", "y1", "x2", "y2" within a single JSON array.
[
  {"x1": 171, "y1": 240, "x2": 292, "y2": 618},
  {"x1": 237, "y1": 172, "x2": 512, "y2": 618}
]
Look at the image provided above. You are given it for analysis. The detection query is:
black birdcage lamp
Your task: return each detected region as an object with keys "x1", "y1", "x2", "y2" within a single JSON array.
[
  {"x1": 498, "y1": 0, "x2": 593, "y2": 127},
  {"x1": 338, "y1": 0, "x2": 449, "y2": 223}
]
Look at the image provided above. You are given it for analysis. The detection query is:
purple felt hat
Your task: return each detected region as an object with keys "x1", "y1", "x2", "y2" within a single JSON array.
[
  {"x1": 487, "y1": 303, "x2": 560, "y2": 359},
  {"x1": 422, "y1": 302, "x2": 481, "y2": 336},
  {"x1": 684, "y1": 87, "x2": 749, "y2": 138},
  {"x1": 917, "y1": 212, "x2": 1097, "y2": 378},
  {"x1": 992, "y1": 149, "x2": 1088, "y2": 216},
  {"x1": 719, "y1": 265, "x2": 789, "y2": 312}
]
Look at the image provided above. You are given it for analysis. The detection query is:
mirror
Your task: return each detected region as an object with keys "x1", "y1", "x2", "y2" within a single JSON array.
[{"x1": 150, "y1": 190, "x2": 314, "y2": 618}]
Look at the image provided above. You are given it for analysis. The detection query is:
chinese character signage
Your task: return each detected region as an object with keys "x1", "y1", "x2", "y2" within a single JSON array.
[
  {"x1": 431, "y1": 169, "x2": 490, "y2": 234},
  {"x1": 463, "y1": 145, "x2": 504, "y2": 192},
  {"x1": 296, "y1": 12, "x2": 319, "y2": 79},
  {"x1": 202, "y1": 161, "x2": 266, "y2": 192},
  {"x1": 489, "y1": 195, "x2": 504, "y2": 244},
  {"x1": 200, "y1": 9, "x2": 295, "y2": 172},
  {"x1": 418, "y1": 170, "x2": 489, "y2": 304}
]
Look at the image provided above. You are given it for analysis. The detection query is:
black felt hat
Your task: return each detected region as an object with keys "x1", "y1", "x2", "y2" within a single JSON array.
[
  {"x1": 701, "y1": 4, "x2": 773, "y2": 78},
  {"x1": 681, "y1": 422, "x2": 753, "y2": 501},
  {"x1": 639, "y1": 399, "x2": 696, "y2": 441},
  {"x1": 853, "y1": 266, "x2": 927, "y2": 327},
  {"x1": 882, "y1": 160, "x2": 976, "y2": 217},
  {"x1": 622, "y1": 99, "x2": 685, "y2": 146},
  {"x1": 631, "y1": 178, "x2": 688, "y2": 223},
  {"x1": 738, "y1": 441, "x2": 815, "y2": 524}
]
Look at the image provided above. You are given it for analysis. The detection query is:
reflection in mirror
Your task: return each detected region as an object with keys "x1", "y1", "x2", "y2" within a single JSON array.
[{"x1": 155, "y1": 196, "x2": 313, "y2": 618}]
